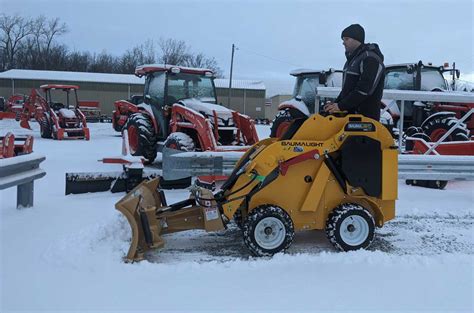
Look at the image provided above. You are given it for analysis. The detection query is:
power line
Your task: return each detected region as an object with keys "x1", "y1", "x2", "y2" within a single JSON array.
[{"x1": 236, "y1": 46, "x2": 304, "y2": 68}]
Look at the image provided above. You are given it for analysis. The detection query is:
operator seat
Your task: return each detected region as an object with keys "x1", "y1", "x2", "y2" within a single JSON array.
[{"x1": 52, "y1": 102, "x2": 65, "y2": 111}]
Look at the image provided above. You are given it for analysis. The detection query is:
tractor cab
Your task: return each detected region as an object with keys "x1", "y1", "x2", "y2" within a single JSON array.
[
  {"x1": 40, "y1": 84, "x2": 80, "y2": 112},
  {"x1": 383, "y1": 61, "x2": 471, "y2": 142},
  {"x1": 270, "y1": 68, "x2": 342, "y2": 138},
  {"x1": 384, "y1": 61, "x2": 457, "y2": 129},
  {"x1": 384, "y1": 62, "x2": 451, "y2": 92},
  {"x1": 290, "y1": 68, "x2": 342, "y2": 114},
  {"x1": 165, "y1": 70, "x2": 217, "y2": 105},
  {"x1": 135, "y1": 64, "x2": 233, "y2": 141},
  {"x1": 122, "y1": 64, "x2": 258, "y2": 164},
  {"x1": 137, "y1": 65, "x2": 218, "y2": 108}
]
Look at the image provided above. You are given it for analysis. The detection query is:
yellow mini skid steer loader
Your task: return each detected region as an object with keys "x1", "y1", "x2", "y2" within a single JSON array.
[{"x1": 116, "y1": 113, "x2": 398, "y2": 262}]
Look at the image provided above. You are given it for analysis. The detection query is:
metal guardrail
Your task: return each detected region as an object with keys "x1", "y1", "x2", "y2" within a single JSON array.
[
  {"x1": 162, "y1": 89, "x2": 474, "y2": 182},
  {"x1": 0, "y1": 153, "x2": 46, "y2": 208},
  {"x1": 315, "y1": 87, "x2": 474, "y2": 103},
  {"x1": 162, "y1": 149, "x2": 474, "y2": 182},
  {"x1": 398, "y1": 155, "x2": 474, "y2": 181},
  {"x1": 162, "y1": 147, "x2": 241, "y2": 180},
  {"x1": 315, "y1": 87, "x2": 474, "y2": 149}
]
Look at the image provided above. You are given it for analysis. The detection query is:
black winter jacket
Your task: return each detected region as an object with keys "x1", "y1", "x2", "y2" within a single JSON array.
[{"x1": 335, "y1": 43, "x2": 385, "y2": 121}]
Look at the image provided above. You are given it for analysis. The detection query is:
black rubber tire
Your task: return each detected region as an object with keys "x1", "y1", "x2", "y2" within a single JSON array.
[
  {"x1": 325, "y1": 203, "x2": 375, "y2": 252},
  {"x1": 404, "y1": 126, "x2": 423, "y2": 138},
  {"x1": 270, "y1": 109, "x2": 294, "y2": 138},
  {"x1": 242, "y1": 205, "x2": 294, "y2": 257},
  {"x1": 405, "y1": 179, "x2": 448, "y2": 190},
  {"x1": 124, "y1": 113, "x2": 157, "y2": 164},
  {"x1": 163, "y1": 132, "x2": 195, "y2": 151},
  {"x1": 39, "y1": 115, "x2": 52, "y2": 139},
  {"x1": 421, "y1": 114, "x2": 470, "y2": 142}
]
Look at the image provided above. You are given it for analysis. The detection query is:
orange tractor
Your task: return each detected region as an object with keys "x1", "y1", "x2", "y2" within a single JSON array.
[
  {"x1": 118, "y1": 64, "x2": 259, "y2": 162},
  {"x1": 65, "y1": 65, "x2": 259, "y2": 194},
  {"x1": 20, "y1": 85, "x2": 90, "y2": 140}
]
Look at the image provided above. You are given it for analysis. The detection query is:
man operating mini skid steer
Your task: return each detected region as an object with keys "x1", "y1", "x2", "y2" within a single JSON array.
[{"x1": 324, "y1": 24, "x2": 385, "y2": 121}]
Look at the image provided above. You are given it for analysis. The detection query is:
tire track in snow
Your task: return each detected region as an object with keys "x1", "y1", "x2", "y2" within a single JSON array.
[{"x1": 145, "y1": 213, "x2": 474, "y2": 263}]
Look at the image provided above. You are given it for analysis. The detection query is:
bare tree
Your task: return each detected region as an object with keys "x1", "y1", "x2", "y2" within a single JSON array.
[
  {"x1": 118, "y1": 40, "x2": 157, "y2": 73},
  {"x1": 156, "y1": 38, "x2": 223, "y2": 76},
  {"x1": 158, "y1": 38, "x2": 190, "y2": 66},
  {"x1": 0, "y1": 14, "x2": 33, "y2": 70},
  {"x1": 65, "y1": 51, "x2": 93, "y2": 72},
  {"x1": 27, "y1": 15, "x2": 67, "y2": 69},
  {"x1": 185, "y1": 52, "x2": 223, "y2": 77},
  {"x1": 1, "y1": 15, "x2": 224, "y2": 77},
  {"x1": 43, "y1": 17, "x2": 67, "y2": 55},
  {"x1": 89, "y1": 50, "x2": 118, "y2": 73}
]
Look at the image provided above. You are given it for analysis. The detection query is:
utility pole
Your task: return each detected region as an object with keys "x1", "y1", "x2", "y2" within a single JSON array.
[{"x1": 227, "y1": 44, "x2": 235, "y2": 108}]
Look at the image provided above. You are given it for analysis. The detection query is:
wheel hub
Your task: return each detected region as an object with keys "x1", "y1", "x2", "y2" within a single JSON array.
[
  {"x1": 339, "y1": 215, "x2": 369, "y2": 246},
  {"x1": 254, "y1": 217, "x2": 286, "y2": 250}
]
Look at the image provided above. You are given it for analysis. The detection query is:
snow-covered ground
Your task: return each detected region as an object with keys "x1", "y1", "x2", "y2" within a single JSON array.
[{"x1": 1, "y1": 120, "x2": 473, "y2": 313}]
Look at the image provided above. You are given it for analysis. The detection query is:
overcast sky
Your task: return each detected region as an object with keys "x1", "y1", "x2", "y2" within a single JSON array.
[{"x1": 3, "y1": 0, "x2": 473, "y2": 96}]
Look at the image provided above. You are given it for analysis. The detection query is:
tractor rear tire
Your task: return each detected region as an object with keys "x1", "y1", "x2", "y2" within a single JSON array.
[
  {"x1": 270, "y1": 109, "x2": 295, "y2": 138},
  {"x1": 243, "y1": 205, "x2": 294, "y2": 257},
  {"x1": 404, "y1": 132, "x2": 431, "y2": 152},
  {"x1": 326, "y1": 203, "x2": 375, "y2": 252},
  {"x1": 421, "y1": 114, "x2": 470, "y2": 142},
  {"x1": 124, "y1": 113, "x2": 157, "y2": 164},
  {"x1": 40, "y1": 116, "x2": 52, "y2": 139}
]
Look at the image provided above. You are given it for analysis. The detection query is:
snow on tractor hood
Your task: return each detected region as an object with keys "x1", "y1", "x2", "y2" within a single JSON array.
[
  {"x1": 178, "y1": 98, "x2": 233, "y2": 120},
  {"x1": 278, "y1": 98, "x2": 310, "y2": 116},
  {"x1": 59, "y1": 108, "x2": 77, "y2": 119}
]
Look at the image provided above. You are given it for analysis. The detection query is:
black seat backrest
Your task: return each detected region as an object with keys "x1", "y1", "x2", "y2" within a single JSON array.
[
  {"x1": 280, "y1": 117, "x2": 307, "y2": 140},
  {"x1": 52, "y1": 102, "x2": 65, "y2": 111}
]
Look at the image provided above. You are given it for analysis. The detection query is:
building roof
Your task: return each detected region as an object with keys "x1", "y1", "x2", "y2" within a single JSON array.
[
  {"x1": 214, "y1": 79, "x2": 265, "y2": 90},
  {"x1": 0, "y1": 69, "x2": 265, "y2": 91},
  {"x1": 0, "y1": 69, "x2": 145, "y2": 84}
]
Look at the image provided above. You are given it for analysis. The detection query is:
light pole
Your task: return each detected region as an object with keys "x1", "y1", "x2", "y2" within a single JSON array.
[{"x1": 227, "y1": 44, "x2": 235, "y2": 108}]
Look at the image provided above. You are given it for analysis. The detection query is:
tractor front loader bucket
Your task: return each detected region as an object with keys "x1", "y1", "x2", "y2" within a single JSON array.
[{"x1": 116, "y1": 178, "x2": 225, "y2": 262}]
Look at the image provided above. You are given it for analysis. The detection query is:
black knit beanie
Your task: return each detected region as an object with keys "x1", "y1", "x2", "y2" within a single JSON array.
[{"x1": 341, "y1": 24, "x2": 365, "y2": 43}]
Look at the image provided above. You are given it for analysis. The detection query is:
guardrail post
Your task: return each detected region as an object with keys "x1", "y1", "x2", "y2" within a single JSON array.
[
  {"x1": 398, "y1": 100, "x2": 405, "y2": 151},
  {"x1": 17, "y1": 181, "x2": 34, "y2": 208},
  {"x1": 0, "y1": 153, "x2": 46, "y2": 209}
]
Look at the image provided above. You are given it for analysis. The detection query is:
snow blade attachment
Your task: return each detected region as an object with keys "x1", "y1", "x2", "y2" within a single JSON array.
[
  {"x1": 116, "y1": 178, "x2": 225, "y2": 262},
  {"x1": 65, "y1": 170, "x2": 161, "y2": 195},
  {"x1": 65, "y1": 170, "x2": 190, "y2": 195}
]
